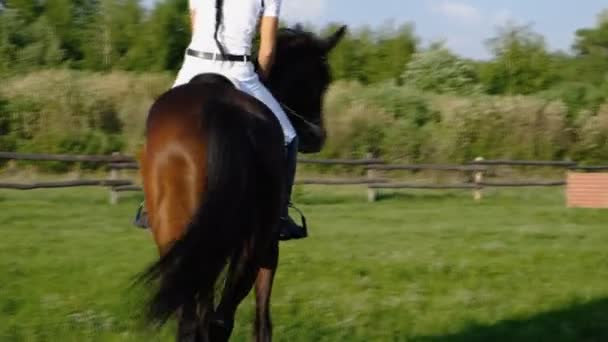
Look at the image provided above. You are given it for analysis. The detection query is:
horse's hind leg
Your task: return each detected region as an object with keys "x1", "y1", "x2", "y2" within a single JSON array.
[
  {"x1": 209, "y1": 238, "x2": 259, "y2": 342},
  {"x1": 144, "y1": 146, "x2": 208, "y2": 341},
  {"x1": 254, "y1": 240, "x2": 279, "y2": 342},
  {"x1": 177, "y1": 303, "x2": 200, "y2": 342}
]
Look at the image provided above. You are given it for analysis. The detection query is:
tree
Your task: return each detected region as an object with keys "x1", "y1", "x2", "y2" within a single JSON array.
[
  {"x1": 480, "y1": 23, "x2": 556, "y2": 95},
  {"x1": 126, "y1": 0, "x2": 190, "y2": 71},
  {"x1": 325, "y1": 22, "x2": 418, "y2": 84},
  {"x1": 574, "y1": 10, "x2": 608, "y2": 56},
  {"x1": 78, "y1": 0, "x2": 143, "y2": 70},
  {"x1": 0, "y1": 5, "x2": 63, "y2": 73},
  {"x1": 4, "y1": 0, "x2": 42, "y2": 22},
  {"x1": 43, "y1": 0, "x2": 99, "y2": 64},
  {"x1": 113, "y1": 0, "x2": 144, "y2": 68},
  {"x1": 0, "y1": 7, "x2": 20, "y2": 74},
  {"x1": 366, "y1": 22, "x2": 418, "y2": 84},
  {"x1": 323, "y1": 23, "x2": 368, "y2": 83},
  {"x1": 402, "y1": 42, "x2": 479, "y2": 95},
  {"x1": 18, "y1": 15, "x2": 64, "y2": 68},
  {"x1": 570, "y1": 10, "x2": 608, "y2": 85}
]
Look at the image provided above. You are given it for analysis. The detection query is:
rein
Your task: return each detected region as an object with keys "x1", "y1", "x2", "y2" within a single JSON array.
[{"x1": 279, "y1": 102, "x2": 322, "y2": 133}]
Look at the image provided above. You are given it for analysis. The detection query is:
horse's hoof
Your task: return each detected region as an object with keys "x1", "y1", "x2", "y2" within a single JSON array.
[
  {"x1": 176, "y1": 332, "x2": 197, "y2": 342},
  {"x1": 209, "y1": 315, "x2": 234, "y2": 342}
]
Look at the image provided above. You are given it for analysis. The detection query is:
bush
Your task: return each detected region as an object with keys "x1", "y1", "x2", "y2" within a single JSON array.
[
  {"x1": 1, "y1": 70, "x2": 607, "y2": 170},
  {"x1": 382, "y1": 120, "x2": 436, "y2": 163},
  {"x1": 432, "y1": 95, "x2": 568, "y2": 162},
  {"x1": 402, "y1": 46, "x2": 480, "y2": 95},
  {"x1": 573, "y1": 104, "x2": 608, "y2": 164},
  {"x1": 322, "y1": 82, "x2": 574, "y2": 164},
  {"x1": 0, "y1": 70, "x2": 159, "y2": 171},
  {"x1": 539, "y1": 82, "x2": 606, "y2": 122},
  {"x1": 1, "y1": 69, "x2": 173, "y2": 158}
]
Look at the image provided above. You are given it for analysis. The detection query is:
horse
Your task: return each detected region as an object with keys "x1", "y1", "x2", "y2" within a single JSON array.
[{"x1": 137, "y1": 26, "x2": 347, "y2": 342}]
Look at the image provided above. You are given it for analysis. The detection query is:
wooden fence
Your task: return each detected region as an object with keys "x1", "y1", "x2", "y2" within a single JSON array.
[{"x1": 1, "y1": 151, "x2": 607, "y2": 204}]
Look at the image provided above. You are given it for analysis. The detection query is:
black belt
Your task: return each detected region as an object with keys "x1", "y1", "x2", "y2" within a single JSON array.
[{"x1": 187, "y1": 48, "x2": 251, "y2": 62}]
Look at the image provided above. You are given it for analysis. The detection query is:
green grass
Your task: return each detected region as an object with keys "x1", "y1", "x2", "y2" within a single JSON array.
[{"x1": 1, "y1": 186, "x2": 608, "y2": 341}]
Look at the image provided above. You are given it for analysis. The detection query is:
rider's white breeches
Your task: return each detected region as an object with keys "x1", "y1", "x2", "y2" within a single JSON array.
[{"x1": 173, "y1": 55, "x2": 297, "y2": 145}]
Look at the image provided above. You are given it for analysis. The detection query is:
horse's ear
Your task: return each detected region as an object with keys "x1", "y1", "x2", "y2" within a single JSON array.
[{"x1": 322, "y1": 25, "x2": 347, "y2": 53}]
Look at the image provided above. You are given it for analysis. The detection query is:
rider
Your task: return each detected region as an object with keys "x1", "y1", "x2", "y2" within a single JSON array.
[{"x1": 135, "y1": 0, "x2": 307, "y2": 241}]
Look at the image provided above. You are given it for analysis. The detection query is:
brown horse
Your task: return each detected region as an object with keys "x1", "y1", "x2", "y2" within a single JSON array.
[{"x1": 137, "y1": 26, "x2": 347, "y2": 342}]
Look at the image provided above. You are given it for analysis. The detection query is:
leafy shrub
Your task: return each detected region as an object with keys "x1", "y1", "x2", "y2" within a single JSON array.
[
  {"x1": 1, "y1": 70, "x2": 607, "y2": 171},
  {"x1": 539, "y1": 82, "x2": 606, "y2": 122},
  {"x1": 402, "y1": 46, "x2": 480, "y2": 95},
  {"x1": 573, "y1": 104, "x2": 608, "y2": 164},
  {"x1": 432, "y1": 95, "x2": 568, "y2": 162}
]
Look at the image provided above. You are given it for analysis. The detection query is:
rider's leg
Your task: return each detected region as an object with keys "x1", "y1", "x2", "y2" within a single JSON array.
[
  {"x1": 134, "y1": 202, "x2": 148, "y2": 229},
  {"x1": 278, "y1": 136, "x2": 307, "y2": 240},
  {"x1": 240, "y1": 74, "x2": 306, "y2": 241}
]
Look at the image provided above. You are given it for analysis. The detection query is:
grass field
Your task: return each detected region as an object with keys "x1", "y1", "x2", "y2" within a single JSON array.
[{"x1": 1, "y1": 186, "x2": 608, "y2": 341}]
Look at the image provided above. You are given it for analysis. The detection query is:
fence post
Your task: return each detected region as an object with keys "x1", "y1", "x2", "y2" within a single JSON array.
[
  {"x1": 7, "y1": 159, "x2": 17, "y2": 175},
  {"x1": 367, "y1": 153, "x2": 378, "y2": 202},
  {"x1": 473, "y1": 156, "x2": 484, "y2": 201},
  {"x1": 109, "y1": 152, "x2": 119, "y2": 205}
]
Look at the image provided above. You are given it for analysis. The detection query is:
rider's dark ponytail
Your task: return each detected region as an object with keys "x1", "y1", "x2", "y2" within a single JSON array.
[{"x1": 214, "y1": 0, "x2": 226, "y2": 56}]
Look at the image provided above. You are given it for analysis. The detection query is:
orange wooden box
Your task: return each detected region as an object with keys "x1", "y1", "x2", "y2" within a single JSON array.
[{"x1": 567, "y1": 172, "x2": 608, "y2": 208}]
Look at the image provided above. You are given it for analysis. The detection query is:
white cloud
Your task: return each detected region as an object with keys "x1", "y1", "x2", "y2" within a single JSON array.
[
  {"x1": 281, "y1": 0, "x2": 328, "y2": 23},
  {"x1": 431, "y1": 1, "x2": 481, "y2": 24}
]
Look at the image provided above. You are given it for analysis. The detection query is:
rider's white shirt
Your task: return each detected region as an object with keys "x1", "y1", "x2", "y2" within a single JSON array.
[
  {"x1": 177, "y1": 0, "x2": 295, "y2": 144},
  {"x1": 189, "y1": 0, "x2": 281, "y2": 55}
]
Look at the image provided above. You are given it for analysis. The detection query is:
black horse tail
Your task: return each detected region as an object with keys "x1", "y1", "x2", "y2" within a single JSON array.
[{"x1": 139, "y1": 97, "x2": 284, "y2": 324}]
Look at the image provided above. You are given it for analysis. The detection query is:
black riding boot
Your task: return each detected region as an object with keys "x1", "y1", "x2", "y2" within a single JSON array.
[
  {"x1": 133, "y1": 201, "x2": 148, "y2": 229},
  {"x1": 279, "y1": 137, "x2": 308, "y2": 241}
]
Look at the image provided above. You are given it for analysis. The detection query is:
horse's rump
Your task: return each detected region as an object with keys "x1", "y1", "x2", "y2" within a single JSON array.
[{"x1": 139, "y1": 81, "x2": 285, "y2": 324}]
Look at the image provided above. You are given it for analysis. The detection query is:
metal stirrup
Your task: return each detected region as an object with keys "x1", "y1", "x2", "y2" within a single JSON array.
[{"x1": 287, "y1": 202, "x2": 307, "y2": 230}]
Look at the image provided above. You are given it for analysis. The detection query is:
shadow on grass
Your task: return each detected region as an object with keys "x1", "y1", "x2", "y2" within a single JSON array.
[{"x1": 412, "y1": 298, "x2": 608, "y2": 342}]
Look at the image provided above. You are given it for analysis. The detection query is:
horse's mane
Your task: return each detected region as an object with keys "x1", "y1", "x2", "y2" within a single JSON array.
[{"x1": 276, "y1": 26, "x2": 322, "y2": 54}]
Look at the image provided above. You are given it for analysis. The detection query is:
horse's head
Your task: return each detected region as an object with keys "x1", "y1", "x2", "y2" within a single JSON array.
[{"x1": 266, "y1": 25, "x2": 347, "y2": 153}]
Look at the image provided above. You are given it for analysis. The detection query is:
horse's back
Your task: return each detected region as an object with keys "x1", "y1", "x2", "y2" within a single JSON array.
[{"x1": 148, "y1": 77, "x2": 278, "y2": 137}]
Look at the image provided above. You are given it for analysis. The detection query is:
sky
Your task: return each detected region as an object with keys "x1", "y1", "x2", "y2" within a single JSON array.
[{"x1": 144, "y1": 0, "x2": 607, "y2": 60}]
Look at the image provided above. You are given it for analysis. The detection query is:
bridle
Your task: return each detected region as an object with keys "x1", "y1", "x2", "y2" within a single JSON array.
[{"x1": 280, "y1": 102, "x2": 323, "y2": 135}]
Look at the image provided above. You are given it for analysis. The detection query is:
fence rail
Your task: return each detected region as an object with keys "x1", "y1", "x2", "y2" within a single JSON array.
[
  {"x1": 366, "y1": 164, "x2": 485, "y2": 172},
  {"x1": 114, "y1": 185, "x2": 143, "y2": 192},
  {"x1": 469, "y1": 159, "x2": 577, "y2": 167},
  {"x1": 297, "y1": 158, "x2": 385, "y2": 165},
  {"x1": 479, "y1": 180, "x2": 566, "y2": 187},
  {"x1": 368, "y1": 183, "x2": 476, "y2": 190},
  {"x1": 0, "y1": 152, "x2": 604, "y2": 203},
  {"x1": 108, "y1": 162, "x2": 139, "y2": 170},
  {"x1": 0, "y1": 152, "x2": 134, "y2": 163},
  {"x1": 569, "y1": 166, "x2": 608, "y2": 172},
  {"x1": 296, "y1": 178, "x2": 389, "y2": 185},
  {"x1": 0, "y1": 179, "x2": 132, "y2": 190}
]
